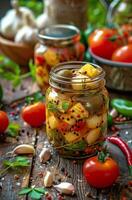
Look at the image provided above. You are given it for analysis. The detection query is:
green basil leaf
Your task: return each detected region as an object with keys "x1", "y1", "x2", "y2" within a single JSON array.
[
  {"x1": 34, "y1": 188, "x2": 46, "y2": 194},
  {"x1": 19, "y1": 188, "x2": 32, "y2": 195},
  {"x1": 3, "y1": 160, "x2": 13, "y2": 167},
  {"x1": 3, "y1": 157, "x2": 30, "y2": 168},
  {"x1": 29, "y1": 189, "x2": 42, "y2": 200},
  {"x1": 33, "y1": 92, "x2": 45, "y2": 102},
  {"x1": 7, "y1": 123, "x2": 20, "y2": 137}
]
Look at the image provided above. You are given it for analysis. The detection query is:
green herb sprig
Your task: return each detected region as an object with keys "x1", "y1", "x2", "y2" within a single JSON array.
[
  {"x1": 0, "y1": 156, "x2": 30, "y2": 177},
  {"x1": 25, "y1": 91, "x2": 45, "y2": 105},
  {"x1": 7, "y1": 122, "x2": 21, "y2": 137},
  {"x1": 0, "y1": 55, "x2": 36, "y2": 87},
  {"x1": 19, "y1": 186, "x2": 47, "y2": 200}
]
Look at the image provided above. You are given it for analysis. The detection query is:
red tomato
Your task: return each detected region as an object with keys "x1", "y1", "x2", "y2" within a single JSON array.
[
  {"x1": 89, "y1": 28, "x2": 122, "y2": 59},
  {"x1": 21, "y1": 102, "x2": 46, "y2": 127},
  {"x1": 83, "y1": 155, "x2": 119, "y2": 188},
  {"x1": 0, "y1": 111, "x2": 9, "y2": 133},
  {"x1": 112, "y1": 44, "x2": 132, "y2": 63}
]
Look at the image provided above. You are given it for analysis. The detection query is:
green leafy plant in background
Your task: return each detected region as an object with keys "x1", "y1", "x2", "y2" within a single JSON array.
[
  {"x1": 88, "y1": 0, "x2": 113, "y2": 27},
  {"x1": 0, "y1": 55, "x2": 36, "y2": 87},
  {"x1": 19, "y1": 0, "x2": 43, "y2": 16}
]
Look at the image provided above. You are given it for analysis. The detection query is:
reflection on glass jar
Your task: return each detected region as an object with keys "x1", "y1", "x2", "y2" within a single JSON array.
[
  {"x1": 34, "y1": 25, "x2": 85, "y2": 93},
  {"x1": 46, "y1": 62, "x2": 109, "y2": 158}
]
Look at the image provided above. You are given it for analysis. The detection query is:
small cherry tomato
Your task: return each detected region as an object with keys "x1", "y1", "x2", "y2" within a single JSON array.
[
  {"x1": 0, "y1": 111, "x2": 9, "y2": 133},
  {"x1": 21, "y1": 102, "x2": 46, "y2": 127},
  {"x1": 89, "y1": 28, "x2": 122, "y2": 59},
  {"x1": 83, "y1": 154, "x2": 120, "y2": 188},
  {"x1": 112, "y1": 44, "x2": 132, "y2": 63}
]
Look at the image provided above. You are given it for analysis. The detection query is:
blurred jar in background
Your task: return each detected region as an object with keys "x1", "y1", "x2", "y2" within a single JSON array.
[
  {"x1": 106, "y1": 0, "x2": 132, "y2": 25},
  {"x1": 37, "y1": 0, "x2": 88, "y2": 30},
  {"x1": 34, "y1": 24, "x2": 85, "y2": 93}
]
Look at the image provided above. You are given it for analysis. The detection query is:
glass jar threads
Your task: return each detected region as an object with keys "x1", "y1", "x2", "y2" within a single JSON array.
[
  {"x1": 34, "y1": 25, "x2": 85, "y2": 93},
  {"x1": 46, "y1": 62, "x2": 109, "y2": 158}
]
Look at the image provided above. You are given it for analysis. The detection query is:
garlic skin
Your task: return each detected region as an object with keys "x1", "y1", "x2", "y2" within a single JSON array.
[
  {"x1": 39, "y1": 148, "x2": 51, "y2": 163},
  {"x1": 15, "y1": 26, "x2": 37, "y2": 45},
  {"x1": 13, "y1": 144, "x2": 35, "y2": 155},
  {"x1": 43, "y1": 171, "x2": 53, "y2": 187},
  {"x1": 36, "y1": 0, "x2": 50, "y2": 29},
  {"x1": 54, "y1": 182, "x2": 75, "y2": 195},
  {"x1": 0, "y1": 0, "x2": 36, "y2": 39},
  {"x1": 36, "y1": 13, "x2": 49, "y2": 29}
]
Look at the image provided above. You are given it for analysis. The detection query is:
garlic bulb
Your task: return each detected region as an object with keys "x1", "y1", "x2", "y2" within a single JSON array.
[
  {"x1": 0, "y1": 0, "x2": 36, "y2": 39},
  {"x1": 14, "y1": 14, "x2": 37, "y2": 45},
  {"x1": 15, "y1": 26, "x2": 37, "y2": 45},
  {"x1": 54, "y1": 182, "x2": 75, "y2": 195}
]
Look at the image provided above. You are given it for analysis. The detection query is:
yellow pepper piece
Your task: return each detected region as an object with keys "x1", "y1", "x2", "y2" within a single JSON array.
[
  {"x1": 64, "y1": 132, "x2": 80, "y2": 143},
  {"x1": 79, "y1": 63, "x2": 100, "y2": 78}
]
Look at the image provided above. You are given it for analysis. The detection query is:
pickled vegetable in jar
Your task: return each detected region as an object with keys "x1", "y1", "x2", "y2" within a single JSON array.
[
  {"x1": 34, "y1": 25, "x2": 85, "y2": 93},
  {"x1": 46, "y1": 62, "x2": 109, "y2": 158}
]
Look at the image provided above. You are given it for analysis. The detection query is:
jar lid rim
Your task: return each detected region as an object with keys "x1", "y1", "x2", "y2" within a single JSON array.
[
  {"x1": 38, "y1": 24, "x2": 80, "y2": 42},
  {"x1": 49, "y1": 61, "x2": 105, "y2": 91}
]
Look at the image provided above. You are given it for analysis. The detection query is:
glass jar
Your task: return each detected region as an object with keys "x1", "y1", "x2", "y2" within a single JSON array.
[
  {"x1": 46, "y1": 61, "x2": 109, "y2": 158},
  {"x1": 107, "y1": 0, "x2": 132, "y2": 25},
  {"x1": 34, "y1": 25, "x2": 85, "y2": 93}
]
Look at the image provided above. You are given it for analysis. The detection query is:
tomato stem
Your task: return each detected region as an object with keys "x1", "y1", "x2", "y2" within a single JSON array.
[{"x1": 98, "y1": 151, "x2": 109, "y2": 163}]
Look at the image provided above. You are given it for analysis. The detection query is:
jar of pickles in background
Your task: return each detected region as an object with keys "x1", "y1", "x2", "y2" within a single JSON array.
[
  {"x1": 46, "y1": 61, "x2": 109, "y2": 158},
  {"x1": 34, "y1": 25, "x2": 85, "y2": 93}
]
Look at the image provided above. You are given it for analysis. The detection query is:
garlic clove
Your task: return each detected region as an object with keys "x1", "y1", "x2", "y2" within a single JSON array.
[
  {"x1": 43, "y1": 171, "x2": 53, "y2": 187},
  {"x1": 39, "y1": 148, "x2": 51, "y2": 163},
  {"x1": 54, "y1": 182, "x2": 75, "y2": 195},
  {"x1": 13, "y1": 144, "x2": 35, "y2": 155}
]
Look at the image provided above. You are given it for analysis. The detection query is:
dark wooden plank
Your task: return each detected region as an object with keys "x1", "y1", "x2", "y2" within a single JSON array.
[
  {"x1": 0, "y1": 99, "x2": 37, "y2": 200},
  {"x1": 0, "y1": 78, "x2": 39, "y2": 104}
]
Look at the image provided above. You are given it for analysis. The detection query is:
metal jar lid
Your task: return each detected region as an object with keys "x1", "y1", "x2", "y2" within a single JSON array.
[{"x1": 38, "y1": 24, "x2": 80, "y2": 46}]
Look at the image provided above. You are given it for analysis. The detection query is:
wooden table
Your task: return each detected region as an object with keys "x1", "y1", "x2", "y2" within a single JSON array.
[{"x1": 0, "y1": 80, "x2": 132, "y2": 200}]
